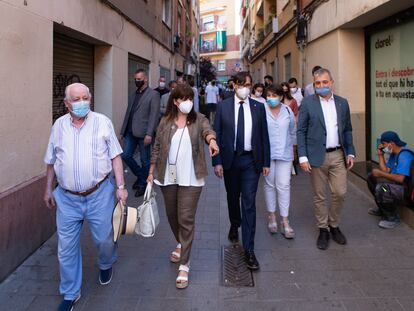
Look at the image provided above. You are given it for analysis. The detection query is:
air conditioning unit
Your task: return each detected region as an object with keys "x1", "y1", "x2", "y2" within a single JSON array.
[
  {"x1": 272, "y1": 17, "x2": 279, "y2": 34},
  {"x1": 173, "y1": 35, "x2": 180, "y2": 48}
]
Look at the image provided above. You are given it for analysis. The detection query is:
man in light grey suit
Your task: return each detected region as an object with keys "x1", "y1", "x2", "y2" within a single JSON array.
[
  {"x1": 297, "y1": 68, "x2": 355, "y2": 250},
  {"x1": 121, "y1": 69, "x2": 160, "y2": 197}
]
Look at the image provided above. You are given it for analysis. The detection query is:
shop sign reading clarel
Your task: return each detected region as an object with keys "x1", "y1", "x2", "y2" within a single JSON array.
[{"x1": 370, "y1": 20, "x2": 414, "y2": 160}]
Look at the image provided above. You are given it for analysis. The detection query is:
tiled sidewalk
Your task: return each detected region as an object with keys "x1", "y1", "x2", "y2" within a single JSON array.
[{"x1": 2, "y1": 167, "x2": 414, "y2": 311}]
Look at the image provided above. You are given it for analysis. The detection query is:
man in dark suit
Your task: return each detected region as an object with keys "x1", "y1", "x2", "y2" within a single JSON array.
[
  {"x1": 213, "y1": 72, "x2": 270, "y2": 270},
  {"x1": 120, "y1": 69, "x2": 160, "y2": 197},
  {"x1": 297, "y1": 68, "x2": 355, "y2": 250}
]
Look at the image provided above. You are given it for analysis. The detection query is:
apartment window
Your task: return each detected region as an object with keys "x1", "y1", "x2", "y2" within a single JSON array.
[
  {"x1": 203, "y1": 15, "x2": 214, "y2": 31},
  {"x1": 162, "y1": 0, "x2": 171, "y2": 27},
  {"x1": 217, "y1": 15, "x2": 227, "y2": 30},
  {"x1": 218, "y1": 60, "x2": 226, "y2": 71},
  {"x1": 284, "y1": 53, "x2": 291, "y2": 81}
]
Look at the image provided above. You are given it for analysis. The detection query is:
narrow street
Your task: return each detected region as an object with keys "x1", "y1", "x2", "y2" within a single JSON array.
[{"x1": 2, "y1": 166, "x2": 414, "y2": 311}]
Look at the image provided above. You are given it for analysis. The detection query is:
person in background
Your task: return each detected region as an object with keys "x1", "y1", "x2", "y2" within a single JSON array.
[
  {"x1": 160, "y1": 80, "x2": 177, "y2": 117},
  {"x1": 367, "y1": 131, "x2": 414, "y2": 229},
  {"x1": 205, "y1": 80, "x2": 219, "y2": 124},
  {"x1": 262, "y1": 84, "x2": 296, "y2": 238},
  {"x1": 304, "y1": 66, "x2": 322, "y2": 97},
  {"x1": 281, "y1": 82, "x2": 299, "y2": 118},
  {"x1": 221, "y1": 78, "x2": 235, "y2": 100},
  {"x1": 154, "y1": 76, "x2": 169, "y2": 97},
  {"x1": 148, "y1": 84, "x2": 219, "y2": 289},
  {"x1": 120, "y1": 69, "x2": 160, "y2": 197},
  {"x1": 188, "y1": 78, "x2": 199, "y2": 112},
  {"x1": 177, "y1": 76, "x2": 186, "y2": 85},
  {"x1": 288, "y1": 77, "x2": 304, "y2": 107},
  {"x1": 264, "y1": 75, "x2": 274, "y2": 88},
  {"x1": 282, "y1": 82, "x2": 300, "y2": 174},
  {"x1": 250, "y1": 83, "x2": 267, "y2": 104}
]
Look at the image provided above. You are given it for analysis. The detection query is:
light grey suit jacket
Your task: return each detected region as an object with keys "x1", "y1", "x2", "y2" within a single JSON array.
[
  {"x1": 121, "y1": 87, "x2": 160, "y2": 138},
  {"x1": 297, "y1": 94, "x2": 356, "y2": 167}
]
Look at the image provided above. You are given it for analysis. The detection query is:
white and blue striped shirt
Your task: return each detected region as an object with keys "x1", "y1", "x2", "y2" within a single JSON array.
[{"x1": 44, "y1": 112, "x2": 123, "y2": 192}]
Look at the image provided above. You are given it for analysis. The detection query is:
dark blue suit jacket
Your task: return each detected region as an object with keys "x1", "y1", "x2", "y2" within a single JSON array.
[
  {"x1": 212, "y1": 96, "x2": 270, "y2": 171},
  {"x1": 297, "y1": 94, "x2": 356, "y2": 167}
]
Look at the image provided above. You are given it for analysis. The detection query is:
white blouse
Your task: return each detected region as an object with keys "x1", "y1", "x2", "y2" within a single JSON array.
[{"x1": 154, "y1": 127, "x2": 205, "y2": 187}]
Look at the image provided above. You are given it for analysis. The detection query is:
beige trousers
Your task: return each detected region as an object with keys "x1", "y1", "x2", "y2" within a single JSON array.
[
  {"x1": 161, "y1": 185, "x2": 202, "y2": 264},
  {"x1": 310, "y1": 149, "x2": 347, "y2": 229}
]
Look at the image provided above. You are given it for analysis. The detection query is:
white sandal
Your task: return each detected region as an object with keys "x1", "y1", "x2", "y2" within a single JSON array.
[
  {"x1": 268, "y1": 213, "x2": 278, "y2": 234},
  {"x1": 176, "y1": 264, "x2": 189, "y2": 289},
  {"x1": 170, "y1": 243, "x2": 181, "y2": 263},
  {"x1": 281, "y1": 221, "x2": 295, "y2": 239}
]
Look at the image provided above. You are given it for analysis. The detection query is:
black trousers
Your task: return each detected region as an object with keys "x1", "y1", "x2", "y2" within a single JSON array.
[{"x1": 223, "y1": 153, "x2": 260, "y2": 252}]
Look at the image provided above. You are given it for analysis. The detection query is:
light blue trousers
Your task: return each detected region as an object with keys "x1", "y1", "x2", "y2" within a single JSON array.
[{"x1": 53, "y1": 177, "x2": 117, "y2": 300}]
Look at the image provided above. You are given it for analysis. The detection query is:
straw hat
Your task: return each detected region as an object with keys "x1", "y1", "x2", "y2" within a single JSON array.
[{"x1": 112, "y1": 201, "x2": 137, "y2": 242}]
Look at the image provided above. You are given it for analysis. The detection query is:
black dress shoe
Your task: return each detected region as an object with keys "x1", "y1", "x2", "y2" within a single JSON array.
[
  {"x1": 329, "y1": 226, "x2": 347, "y2": 245},
  {"x1": 245, "y1": 250, "x2": 260, "y2": 270},
  {"x1": 135, "y1": 187, "x2": 145, "y2": 197},
  {"x1": 228, "y1": 225, "x2": 239, "y2": 243},
  {"x1": 317, "y1": 228, "x2": 330, "y2": 250},
  {"x1": 132, "y1": 179, "x2": 140, "y2": 190}
]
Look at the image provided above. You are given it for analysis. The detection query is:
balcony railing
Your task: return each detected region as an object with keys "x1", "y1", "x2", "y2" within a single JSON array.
[
  {"x1": 200, "y1": 45, "x2": 226, "y2": 54},
  {"x1": 201, "y1": 22, "x2": 227, "y2": 32}
]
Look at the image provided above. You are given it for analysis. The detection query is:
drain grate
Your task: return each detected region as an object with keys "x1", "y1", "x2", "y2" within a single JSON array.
[{"x1": 222, "y1": 244, "x2": 254, "y2": 287}]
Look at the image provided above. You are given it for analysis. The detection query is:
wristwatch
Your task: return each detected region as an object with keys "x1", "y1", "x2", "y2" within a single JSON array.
[{"x1": 117, "y1": 184, "x2": 126, "y2": 190}]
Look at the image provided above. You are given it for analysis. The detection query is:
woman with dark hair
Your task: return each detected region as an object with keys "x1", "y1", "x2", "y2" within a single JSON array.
[
  {"x1": 281, "y1": 82, "x2": 299, "y2": 117},
  {"x1": 148, "y1": 84, "x2": 219, "y2": 289},
  {"x1": 250, "y1": 83, "x2": 266, "y2": 104},
  {"x1": 262, "y1": 84, "x2": 296, "y2": 238}
]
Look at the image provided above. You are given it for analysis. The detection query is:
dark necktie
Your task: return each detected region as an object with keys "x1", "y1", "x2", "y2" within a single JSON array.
[{"x1": 236, "y1": 101, "x2": 245, "y2": 155}]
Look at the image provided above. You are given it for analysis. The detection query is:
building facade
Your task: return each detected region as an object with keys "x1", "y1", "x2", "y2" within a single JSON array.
[
  {"x1": 241, "y1": 0, "x2": 306, "y2": 85},
  {"x1": 200, "y1": 0, "x2": 242, "y2": 84},
  {"x1": 242, "y1": 0, "x2": 414, "y2": 168},
  {"x1": 0, "y1": 0, "x2": 200, "y2": 281}
]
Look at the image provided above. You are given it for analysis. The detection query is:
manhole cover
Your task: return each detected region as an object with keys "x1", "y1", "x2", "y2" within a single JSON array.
[{"x1": 221, "y1": 244, "x2": 254, "y2": 287}]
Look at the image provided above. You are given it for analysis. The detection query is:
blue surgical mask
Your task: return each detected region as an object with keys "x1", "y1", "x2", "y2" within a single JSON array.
[
  {"x1": 71, "y1": 100, "x2": 90, "y2": 118},
  {"x1": 315, "y1": 87, "x2": 331, "y2": 97},
  {"x1": 266, "y1": 98, "x2": 280, "y2": 108}
]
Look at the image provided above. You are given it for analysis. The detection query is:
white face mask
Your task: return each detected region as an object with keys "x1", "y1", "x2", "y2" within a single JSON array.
[
  {"x1": 383, "y1": 145, "x2": 392, "y2": 154},
  {"x1": 290, "y1": 87, "x2": 298, "y2": 93},
  {"x1": 236, "y1": 87, "x2": 250, "y2": 100},
  {"x1": 178, "y1": 100, "x2": 193, "y2": 114},
  {"x1": 255, "y1": 91, "x2": 262, "y2": 97},
  {"x1": 159, "y1": 82, "x2": 166, "y2": 88}
]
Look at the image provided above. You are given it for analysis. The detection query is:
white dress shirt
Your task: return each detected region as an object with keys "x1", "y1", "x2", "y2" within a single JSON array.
[
  {"x1": 320, "y1": 94, "x2": 339, "y2": 148},
  {"x1": 234, "y1": 95, "x2": 252, "y2": 151},
  {"x1": 154, "y1": 127, "x2": 205, "y2": 187},
  {"x1": 44, "y1": 112, "x2": 123, "y2": 192}
]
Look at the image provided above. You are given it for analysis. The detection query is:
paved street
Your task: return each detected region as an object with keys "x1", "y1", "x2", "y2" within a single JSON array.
[{"x1": 2, "y1": 166, "x2": 414, "y2": 311}]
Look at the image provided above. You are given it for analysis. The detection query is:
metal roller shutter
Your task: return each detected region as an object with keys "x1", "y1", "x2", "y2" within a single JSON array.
[{"x1": 53, "y1": 33, "x2": 94, "y2": 122}]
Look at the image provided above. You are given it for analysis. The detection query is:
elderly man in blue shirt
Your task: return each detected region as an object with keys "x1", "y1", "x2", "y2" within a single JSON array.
[{"x1": 43, "y1": 83, "x2": 128, "y2": 311}]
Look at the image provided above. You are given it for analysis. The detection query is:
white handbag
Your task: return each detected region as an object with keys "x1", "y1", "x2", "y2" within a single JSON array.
[{"x1": 135, "y1": 183, "x2": 160, "y2": 237}]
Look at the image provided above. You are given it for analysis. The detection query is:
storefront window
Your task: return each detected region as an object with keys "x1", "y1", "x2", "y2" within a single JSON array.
[{"x1": 370, "y1": 20, "x2": 414, "y2": 160}]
